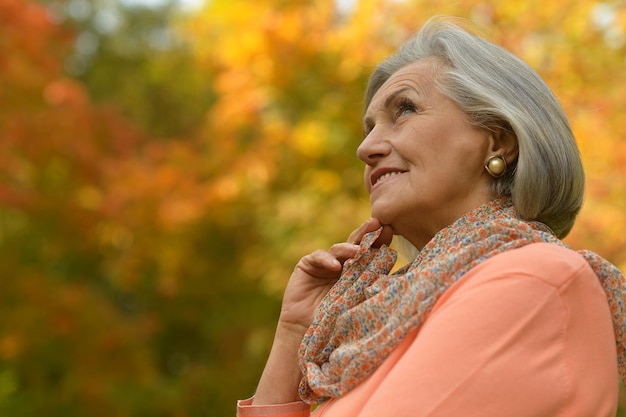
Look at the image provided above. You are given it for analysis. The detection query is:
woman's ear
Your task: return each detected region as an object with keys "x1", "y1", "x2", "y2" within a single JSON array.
[{"x1": 488, "y1": 125, "x2": 518, "y2": 163}]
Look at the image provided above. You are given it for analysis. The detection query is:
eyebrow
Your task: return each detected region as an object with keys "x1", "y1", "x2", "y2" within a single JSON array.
[
  {"x1": 384, "y1": 87, "x2": 413, "y2": 108},
  {"x1": 363, "y1": 86, "x2": 414, "y2": 128}
]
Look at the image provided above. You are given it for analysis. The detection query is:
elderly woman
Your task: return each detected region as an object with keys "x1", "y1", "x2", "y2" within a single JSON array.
[{"x1": 238, "y1": 17, "x2": 626, "y2": 416}]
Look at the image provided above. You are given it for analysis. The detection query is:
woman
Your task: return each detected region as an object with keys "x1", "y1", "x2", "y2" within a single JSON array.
[{"x1": 238, "y1": 17, "x2": 626, "y2": 416}]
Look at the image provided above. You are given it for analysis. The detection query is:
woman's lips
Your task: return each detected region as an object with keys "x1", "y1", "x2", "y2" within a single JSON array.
[{"x1": 370, "y1": 168, "x2": 407, "y2": 189}]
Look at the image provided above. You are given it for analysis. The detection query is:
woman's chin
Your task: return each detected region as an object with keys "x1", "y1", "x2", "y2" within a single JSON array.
[{"x1": 369, "y1": 203, "x2": 396, "y2": 225}]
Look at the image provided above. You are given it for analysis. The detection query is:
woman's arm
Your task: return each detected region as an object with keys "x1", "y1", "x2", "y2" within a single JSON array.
[{"x1": 250, "y1": 219, "x2": 393, "y2": 406}]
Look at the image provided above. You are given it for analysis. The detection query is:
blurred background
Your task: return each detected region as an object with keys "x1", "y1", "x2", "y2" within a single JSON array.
[{"x1": 2, "y1": 0, "x2": 626, "y2": 415}]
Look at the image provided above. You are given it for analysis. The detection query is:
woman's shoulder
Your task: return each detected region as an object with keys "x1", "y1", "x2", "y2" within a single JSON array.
[
  {"x1": 432, "y1": 242, "x2": 604, "y2": 311},
  {"x1": 418, "y1": 242, "x2": 618, "y2": 417},
  {"x1": 471, "y1": 242, "x2": 594, "y2": 290}
]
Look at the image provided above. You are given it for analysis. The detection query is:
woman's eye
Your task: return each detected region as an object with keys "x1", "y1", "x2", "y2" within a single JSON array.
[{"x1": 396, "y1": 99, "x2": 416, "y2": 118}]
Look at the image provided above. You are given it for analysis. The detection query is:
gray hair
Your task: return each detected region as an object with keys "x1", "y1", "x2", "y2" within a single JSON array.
[{"x1": 365, "y1": 16, "x2": 584, "y2": 239}]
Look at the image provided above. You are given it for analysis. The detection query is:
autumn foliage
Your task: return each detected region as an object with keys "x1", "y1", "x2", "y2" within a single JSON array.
[{"x1": 2, "y1": 0, "x2": 626, "y2": 415}]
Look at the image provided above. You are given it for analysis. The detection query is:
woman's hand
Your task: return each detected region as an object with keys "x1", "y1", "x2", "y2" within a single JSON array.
[
  {"x1": 252, "y1": 218, "x2": 392, "y2": 405},
  {"x1": 279, "y1": 218, "x2": 393, "y2": 335}
]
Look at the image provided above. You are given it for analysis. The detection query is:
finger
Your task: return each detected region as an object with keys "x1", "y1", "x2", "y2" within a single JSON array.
[
  {"x1": 299, "y1": 250, "x2": 343, "y2": 275},
  {"x1": 328, "y1": 242, "x2": 360, "y2": 262},
  {"x1": 347, "y1": 218, "x2": 382, "y2": 244},
  {"x1": 372, "y1": 224, "x2": 394, "y2": 248}
]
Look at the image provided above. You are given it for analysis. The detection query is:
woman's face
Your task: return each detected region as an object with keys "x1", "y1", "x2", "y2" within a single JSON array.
[{"x1": 357, "y1": 59, "x2": 497, "y2": 248}]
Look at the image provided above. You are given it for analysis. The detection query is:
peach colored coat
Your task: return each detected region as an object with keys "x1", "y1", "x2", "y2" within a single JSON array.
[{"x1": 238, "y1": 243, "x2": 619, "y2": 417}]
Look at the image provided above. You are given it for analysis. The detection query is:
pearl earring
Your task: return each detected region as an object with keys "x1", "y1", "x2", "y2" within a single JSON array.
[{"x1": 485, "y1": 155, "x2": 507, "y2": 178}]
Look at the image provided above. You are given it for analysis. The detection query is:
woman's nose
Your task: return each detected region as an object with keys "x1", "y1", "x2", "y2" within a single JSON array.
[{"x1": 356, "y1": 129, "x2": 391, "y2": 164}]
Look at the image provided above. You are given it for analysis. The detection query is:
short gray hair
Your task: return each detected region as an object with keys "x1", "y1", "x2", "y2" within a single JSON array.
[{"x1": 365, "y1": 16, "x2": 584, "y2": 238}]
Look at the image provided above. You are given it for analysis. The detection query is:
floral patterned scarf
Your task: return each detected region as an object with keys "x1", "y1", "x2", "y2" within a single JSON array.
[{"x1": 298, "y1": 198, "x2": 626, "y2": 404}]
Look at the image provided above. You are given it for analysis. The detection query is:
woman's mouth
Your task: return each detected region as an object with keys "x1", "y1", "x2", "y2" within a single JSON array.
[{"x1": 371, "y1": 169, "x2": 407, "y2": 189}]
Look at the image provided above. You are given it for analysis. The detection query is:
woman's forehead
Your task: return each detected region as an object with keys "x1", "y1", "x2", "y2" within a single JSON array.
[{"x1": 368, "y1": 61, "x2": 439, "y2": 107}]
